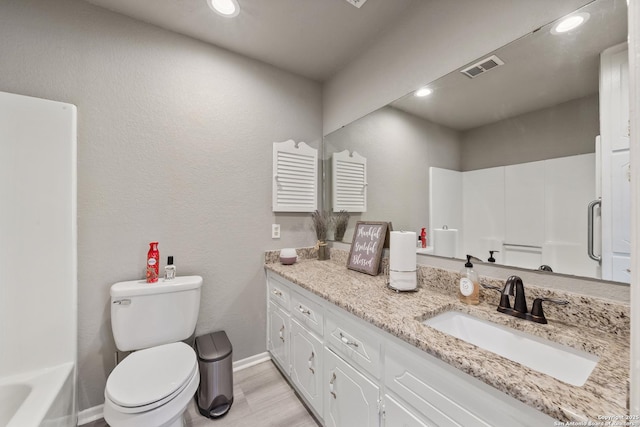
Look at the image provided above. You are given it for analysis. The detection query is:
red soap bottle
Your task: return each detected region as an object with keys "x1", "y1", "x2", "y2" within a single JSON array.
[
  {"x1": 421, "y1": 228, "x2": 427, "y2": 248},
  {"x1": 146, "y1": 242, "x2": 159, "y2": 283}
]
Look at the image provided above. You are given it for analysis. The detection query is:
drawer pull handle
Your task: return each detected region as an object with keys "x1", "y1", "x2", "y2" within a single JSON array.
[
  {"x1": 298, "y1": 306, "x2": 311, "y2": 315},
  {"x1": 329, "y1": 372, "x2": 337, "y2": 399},
  {"x1": 339, "y1": 332, "x2": 359, "y2": 348},
  {"x1": 279, "y1": 325, "x2": 285, "y2": 342},
  {"x1": 272, "y1": 289, "x2": 283, "y2": 297},
  {"x1": 308, "y1": 351, "x2": 315, "y2": 374}
]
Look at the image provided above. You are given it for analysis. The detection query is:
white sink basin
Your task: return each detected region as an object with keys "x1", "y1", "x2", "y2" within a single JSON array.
[{"x1": 423, "y1": 311, "x2": 599, "y2": 386}]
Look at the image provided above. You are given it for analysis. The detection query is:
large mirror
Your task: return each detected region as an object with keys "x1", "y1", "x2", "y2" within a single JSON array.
[{"x1": 323, "y1": 0, "x2": 630, "y2": 283}]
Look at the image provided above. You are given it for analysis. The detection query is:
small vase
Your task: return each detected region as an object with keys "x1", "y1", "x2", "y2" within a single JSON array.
[{"x1": 317, "y1": 241, "x2": 329, "y2": 261}]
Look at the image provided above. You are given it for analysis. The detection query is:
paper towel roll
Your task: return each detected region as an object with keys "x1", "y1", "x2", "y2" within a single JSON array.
[
  {"x1": 433, "y1": 228, "x2": 458, "y2": 257},
  {"x1": 389, "y1": 270, "x2": 417, "y2": 291},
  {"x1": 390, "y1": 231, "x2": 417, "y2": 272}
]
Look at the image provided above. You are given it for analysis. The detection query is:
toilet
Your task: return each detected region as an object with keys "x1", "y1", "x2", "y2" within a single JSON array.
[{"x1": 104, "y1": 276, "x2": 203, "y2": 427}]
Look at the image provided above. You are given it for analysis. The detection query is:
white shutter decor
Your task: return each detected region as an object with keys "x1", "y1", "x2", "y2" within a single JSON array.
[
  {"x1": 272, "y1": 140, "x2": 318, "y2": 212},
  {"x1": 332, "y1": 149, "x2": 367, "y2": 212}
]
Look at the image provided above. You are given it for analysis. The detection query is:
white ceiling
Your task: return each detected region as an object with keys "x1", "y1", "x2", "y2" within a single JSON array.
[
  {"x1": 390, "y1": 0, "x2": 628, "y2": 131},
  {"x1": 82, "y1": 0, "x2": 423, "y2": 82}
]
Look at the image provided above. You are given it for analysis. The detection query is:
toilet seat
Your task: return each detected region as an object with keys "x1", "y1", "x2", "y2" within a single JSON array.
[{"x1": 106, "y1": 342, "x2": 198, "y2": 414}]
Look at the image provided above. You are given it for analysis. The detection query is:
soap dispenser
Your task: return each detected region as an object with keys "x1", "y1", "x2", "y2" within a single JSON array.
[{"x1": 459, "y1": 255, "x2": 479, "y2": 305}]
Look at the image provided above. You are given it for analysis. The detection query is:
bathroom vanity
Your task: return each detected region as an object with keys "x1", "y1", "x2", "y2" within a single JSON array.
[{"x1": 264, "y1": 249, "x2": 630, "y2": 426}]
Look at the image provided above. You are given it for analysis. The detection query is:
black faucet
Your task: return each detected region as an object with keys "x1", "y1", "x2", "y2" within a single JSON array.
[
  {"x1": 482, "y1": 275, "x2": 568, "y2": 324},
  {"x1": 499, "y1": 275, "x2": 527, "y2": 318},
  {"x1": 530, "y1": 297, "x2": 569, "y2": 324}
]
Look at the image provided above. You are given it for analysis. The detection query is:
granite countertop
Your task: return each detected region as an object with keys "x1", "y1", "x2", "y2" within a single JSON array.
[{"x1": 264, "y1": 249, "x2": 630, "y2": 423}]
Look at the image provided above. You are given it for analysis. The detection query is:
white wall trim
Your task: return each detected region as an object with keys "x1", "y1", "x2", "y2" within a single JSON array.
[
  {"x1": 233, "y1": 351, "x2": 271, "y2": 372},
  {"x1": 629, "y1": 0, "x2": 640, "y2": 416},
  {"x1": 77, "y1": 404, "x2": 104, "y2": 426},
  {"x1": 76, "y1": 353, "x2": 272, "y2": 425}
]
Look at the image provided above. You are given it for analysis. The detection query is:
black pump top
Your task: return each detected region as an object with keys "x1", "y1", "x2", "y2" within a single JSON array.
[
  {"x1": 167, "y1": 256, "x2": 174, "y2": 265},
  {"x1": 465, "y1": 255, "x2": 473, "y2": 268}
]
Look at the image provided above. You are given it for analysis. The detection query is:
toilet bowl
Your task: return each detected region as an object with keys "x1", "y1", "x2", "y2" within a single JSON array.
[
  {"x1": 104, "y1": 276, "x2": 203, "y2": 427},
  {"x1": 104, "y1": 342, "x2": 199, "y2": 427}
]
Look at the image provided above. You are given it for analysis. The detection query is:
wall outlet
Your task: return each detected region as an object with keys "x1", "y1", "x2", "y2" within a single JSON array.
[{"x1": 272, "y1": 224, "x2": 281, "y2": 239}]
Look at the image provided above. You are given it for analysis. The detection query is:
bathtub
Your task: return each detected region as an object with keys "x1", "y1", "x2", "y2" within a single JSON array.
[{"x1": 0, "y1": 362, "x2": 76, "y2": 427}]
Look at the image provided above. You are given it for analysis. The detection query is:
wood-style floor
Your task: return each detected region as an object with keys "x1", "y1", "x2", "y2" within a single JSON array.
[{"x1": 84, "y1": 360, "x2": 320, "y2": 427}]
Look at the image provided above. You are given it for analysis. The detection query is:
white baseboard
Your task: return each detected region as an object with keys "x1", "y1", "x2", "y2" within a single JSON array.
[
  {"x1": 233, "y1": 351, "x2": 271, "y2": 372},
  {"x1": 76, "y1": 352, "x2": 272, "y2": 425},
  {"x1": 77, "y1": 404, "x2": 104, "y2": 425}
]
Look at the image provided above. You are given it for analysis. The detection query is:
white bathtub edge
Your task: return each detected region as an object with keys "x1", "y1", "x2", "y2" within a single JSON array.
[{"x1": 4, "y1": 362, "x2": 75, "y2": 427}]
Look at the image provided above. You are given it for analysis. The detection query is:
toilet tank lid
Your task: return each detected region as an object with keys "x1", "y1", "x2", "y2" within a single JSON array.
[{"x1": 111, "y1": 275, "x2": 203, "y2": 298}]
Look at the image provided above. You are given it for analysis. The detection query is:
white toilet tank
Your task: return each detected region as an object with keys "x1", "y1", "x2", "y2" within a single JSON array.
[{"x1": 111, "y1": 276, "x2": 202, "y2": 352}]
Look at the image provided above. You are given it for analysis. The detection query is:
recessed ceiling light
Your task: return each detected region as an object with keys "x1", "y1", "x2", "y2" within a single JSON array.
[
  {"x1": 207, "y1": 0, "x2": 240, "y2": 17},
  {"x1": 551, "y1": 12, "x2": 590, "y2": 35},
  {"x1": 415, "y1": 87, "x2": 433, "y2": 97}
]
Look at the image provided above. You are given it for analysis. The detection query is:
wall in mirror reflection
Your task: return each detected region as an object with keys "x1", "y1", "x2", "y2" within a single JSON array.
[{"x1": 325, "y1": 94, "x2": 598, "y2": 237}]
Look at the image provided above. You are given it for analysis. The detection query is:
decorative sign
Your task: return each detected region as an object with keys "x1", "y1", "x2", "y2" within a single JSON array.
[{"x1": 347, "y1": 221, "x2": 390, "y2": 275}]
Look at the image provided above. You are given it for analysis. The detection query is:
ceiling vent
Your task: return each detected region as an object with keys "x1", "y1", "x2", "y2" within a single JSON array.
[
  {"x1": 344, "y1": 0, "x2": 368, "y2": 8},
  {"x1": 460, "y1": 55, "x2": 505, "y2": 78}
]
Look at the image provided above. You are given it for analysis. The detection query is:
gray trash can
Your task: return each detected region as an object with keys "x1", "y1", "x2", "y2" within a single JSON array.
[{"x1": 195, "y1": 330, "x2": 233, "y2": 418}]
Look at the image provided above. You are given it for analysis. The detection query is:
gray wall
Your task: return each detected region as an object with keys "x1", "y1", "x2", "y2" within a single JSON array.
[
  {"x1": 324, "y1": 107, "x2": 460, "y2": 240},
  {"x1": 0, "y1": 0, "x2": 322, "y2": 411},
  {"x1": 322, "y1": 0, "x2": 592, "y2": 135},
  {"x1": 461, "y1": 95, "x2": 599, "y2": 171},
  {"x1": 323, "y1": 94, "x2": 599, "y2": 242}
]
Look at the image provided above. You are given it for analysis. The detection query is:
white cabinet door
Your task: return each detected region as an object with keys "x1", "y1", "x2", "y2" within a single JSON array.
[
  {"x1": 383, "y1": 394, "x2": 431, "y2": 427},
  {"x1": 600, "y1": 42, "x2": 630, "y2": 282},
  {"x1": 324, "y1": 347, "x2": 379, "y2": 427},
  {"x1": 611, "y1": 152, "x2": 631, "y2": 255},
  {"x1": 290, "y1": 319, "x2": 323, "y2": 415},
  {"x1": 267, "y1": 302, "x2": 290, "y2": 374}
]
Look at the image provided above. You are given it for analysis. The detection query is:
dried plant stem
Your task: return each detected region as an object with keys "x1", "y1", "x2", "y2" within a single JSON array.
[
  {"x1": 311, "y1": 209, "x2": 330, "y2": 241},
  {"x1": 332, "y1": 210, "x2": 350, "y2": 241}
]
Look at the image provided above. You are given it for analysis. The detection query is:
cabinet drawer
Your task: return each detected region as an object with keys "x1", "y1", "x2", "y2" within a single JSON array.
[
  {"x1": 385, "y1": 340, "x2": 555, "y2": 427},
  {"x1": 325, "y1": 309, "x2": 381, "y2": 379},
  {"x1": 291, "y1": 291, "x2": 324, "y2": 336},
  {"x1": 267, "y1": 276, "x2": 290, "y2": 310}
]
